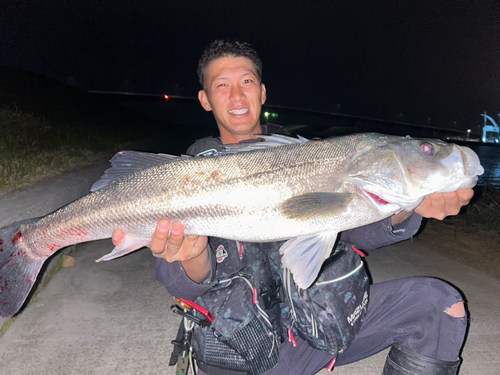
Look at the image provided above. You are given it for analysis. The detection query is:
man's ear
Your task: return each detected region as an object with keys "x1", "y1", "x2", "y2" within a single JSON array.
[
  {"x1": 198, "y1": 90, "x2": 212, "y2": 112},
  {"x1": 260, "y1": 83, "x2": 267, "y2": 105}
]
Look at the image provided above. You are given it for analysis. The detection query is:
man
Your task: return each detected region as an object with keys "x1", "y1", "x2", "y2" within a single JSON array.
[{"x1": 113, "y1": 40, "x2": 472, "y2": 374}]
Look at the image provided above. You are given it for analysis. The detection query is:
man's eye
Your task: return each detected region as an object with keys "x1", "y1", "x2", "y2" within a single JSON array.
[{"x1": 244, "y1": 79, "x2": 254, "y2": 83}]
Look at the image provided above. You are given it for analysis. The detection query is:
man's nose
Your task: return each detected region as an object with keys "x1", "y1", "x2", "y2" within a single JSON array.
[{"x1": 229, "y1": 86, "x2": 244, "y2": 101}]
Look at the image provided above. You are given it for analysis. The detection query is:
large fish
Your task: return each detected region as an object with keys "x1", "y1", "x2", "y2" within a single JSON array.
[{"x1": 0, "y1": 133, "x2": 483, "y2": 317}]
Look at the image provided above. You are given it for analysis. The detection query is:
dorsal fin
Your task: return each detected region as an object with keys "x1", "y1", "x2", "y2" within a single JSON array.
[
  {"x1": 91, "y1": 151, "x2": 186, "y2": 192},
  {"x1": 220, "y1": 134, "x2": 309, "y2": 154}
]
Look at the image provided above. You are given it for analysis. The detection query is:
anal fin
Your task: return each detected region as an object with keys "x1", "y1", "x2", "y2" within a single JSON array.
[{"x1": 96, "y1": 234, "x2": 150, "y2": 262}]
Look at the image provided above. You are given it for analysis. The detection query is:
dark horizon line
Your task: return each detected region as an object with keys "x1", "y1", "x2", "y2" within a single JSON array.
[{"x1": 88, "y1": 90, "x2": 480, "y2": 137}]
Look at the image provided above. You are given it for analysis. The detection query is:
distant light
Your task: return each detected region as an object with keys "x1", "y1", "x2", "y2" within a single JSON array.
[
  {"x1": 264, "y1": 112, "x2": 269, "y2": 117},
  {"x1": 467, "y1": 129, "x2": 471, "y2": 133},
  {"x1": 164, "y1": 95, "x2": 169, "y2": 100}
]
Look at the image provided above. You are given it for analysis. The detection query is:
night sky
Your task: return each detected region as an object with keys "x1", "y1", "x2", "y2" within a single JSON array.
[{"x1": 2, "y1": 1, "x2": 499, "y2": 132}]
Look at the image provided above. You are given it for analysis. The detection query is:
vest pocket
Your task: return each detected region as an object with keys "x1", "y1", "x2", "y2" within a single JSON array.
[
  {"x1": 192, "y1": 277, "x2": 279, "y2": 375},
  {"x1": 284, "y1": 241, "x2": 370, "y2": 355}
]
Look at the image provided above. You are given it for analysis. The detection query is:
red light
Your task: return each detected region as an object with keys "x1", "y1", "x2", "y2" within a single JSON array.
[{"x1": 164, "y1": 95, "x2": 169, "y2": 100}]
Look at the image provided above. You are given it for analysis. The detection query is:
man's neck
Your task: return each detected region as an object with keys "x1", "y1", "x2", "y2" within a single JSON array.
[{"x1": 219, "y1": 123, "x2": 263, "y2": 145}]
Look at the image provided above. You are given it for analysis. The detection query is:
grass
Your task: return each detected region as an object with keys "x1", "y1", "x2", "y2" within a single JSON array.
[
  {"x1": 0, "y1": 106, "x2": 124, "y2": 194},
  {"x1": 469, "y1": 186, "x2": 500, "y2": 226},
  {"x1": 0, "y1": 66, "x2": 175, "y2": 194}
]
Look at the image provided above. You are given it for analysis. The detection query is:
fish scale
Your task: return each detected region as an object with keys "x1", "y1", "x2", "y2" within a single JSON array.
[{"x1": 0, "y1": 132, "x2": 483, "y2": 317}]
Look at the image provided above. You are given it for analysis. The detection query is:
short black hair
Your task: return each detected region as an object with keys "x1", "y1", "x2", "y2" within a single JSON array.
[{"x1": 197, "y1": 39, "x2": 263, "y2": 88}]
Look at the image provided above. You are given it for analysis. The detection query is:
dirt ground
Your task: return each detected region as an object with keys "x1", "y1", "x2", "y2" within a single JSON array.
[{"x1": 414, "y1": 219, "x2": 500, "y2": 281}]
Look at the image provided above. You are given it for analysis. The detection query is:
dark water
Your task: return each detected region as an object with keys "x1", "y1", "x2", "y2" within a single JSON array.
[{"x1": 466, "y1": 144, "x2": 500, "y2": 188}]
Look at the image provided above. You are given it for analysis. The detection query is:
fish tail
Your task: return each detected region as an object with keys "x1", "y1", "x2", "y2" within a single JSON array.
[{"x1": 0, "y1": 219, "x2": 46, "y2": 317}]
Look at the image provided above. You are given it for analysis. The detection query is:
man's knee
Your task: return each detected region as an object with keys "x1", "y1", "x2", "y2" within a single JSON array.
[
  {"x1": 409, "y1": 277, "x2": 465, "y2": 314},
  {"x1": 444, "y1": 301, "x2": 466, "y2": 318}
]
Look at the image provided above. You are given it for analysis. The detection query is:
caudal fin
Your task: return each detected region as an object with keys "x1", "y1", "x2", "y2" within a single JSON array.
[{"x1": 0, "y1": 220, "x2": 46, "y2": 317}]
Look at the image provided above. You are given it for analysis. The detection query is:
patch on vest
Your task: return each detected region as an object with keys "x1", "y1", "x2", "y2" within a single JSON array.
[
  {"x1": 347, "y1": 290, "x2": 369, "y2": 326},
  {"x1": 216, "y1": 245, "x2": 228, "y2": 263}
]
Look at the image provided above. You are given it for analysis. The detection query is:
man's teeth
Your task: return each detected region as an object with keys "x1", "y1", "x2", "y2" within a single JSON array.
[{"x1": 229, "y1": 108, "x2": 249, "y2": 115}]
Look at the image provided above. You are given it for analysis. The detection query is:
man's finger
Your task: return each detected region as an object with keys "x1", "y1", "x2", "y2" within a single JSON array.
[
  {"x1": 111, "y1": 230, "x2": 124, "y2": 246},
  {"x1": 428, "y1": 192, "x2": 446, "y2": 209},
  {"x1": 150, "y1": 220, "x2": 171, "y2": 255},
  {"x1": 457, "y1": 189, "x2": 474, "y2": 204},
  {"x1": 165, "y1": 222, "x2": 185, "y2": 258}
]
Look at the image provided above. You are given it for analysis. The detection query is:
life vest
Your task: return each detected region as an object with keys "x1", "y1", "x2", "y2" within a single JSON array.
[{"x1": 179, "y1": 125, "x2": 370, "y2": 374}]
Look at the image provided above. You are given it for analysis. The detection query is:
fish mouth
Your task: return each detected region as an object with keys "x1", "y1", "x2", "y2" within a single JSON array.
[
  {"x1": 228, "y1": 108, "x2": 249, "y2": 115},
  {"x1": 364, "y1": 191, "x2": 389, "y2": 205},
  {"x1": 460, "y1": 146, "x2": 484, "y2": 178}
]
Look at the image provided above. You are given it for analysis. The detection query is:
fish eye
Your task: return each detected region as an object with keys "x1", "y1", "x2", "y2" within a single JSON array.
[{"x1": 420, "y1": 142, "x2": 434, "y2": 155}]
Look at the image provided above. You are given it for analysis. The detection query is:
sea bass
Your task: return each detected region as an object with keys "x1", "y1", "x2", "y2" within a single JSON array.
[{"x1": 0, "y1": 133, "x2": 483, "y2": 317}]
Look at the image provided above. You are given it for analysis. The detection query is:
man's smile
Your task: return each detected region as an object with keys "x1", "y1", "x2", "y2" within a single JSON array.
[{"x1": 228, "y1": 108, "x2": 249, "y2": 115}]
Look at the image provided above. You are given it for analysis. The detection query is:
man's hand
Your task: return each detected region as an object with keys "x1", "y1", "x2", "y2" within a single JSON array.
[
  {"x1": 413, "y1": 189, "x2": 474, "y2": 220},
  {"x1": 112, "y1": 220, "x2": 210, "y2": 283},
  {"x1": 391, "y1": 189, "x2": 474, "y2": 225}
]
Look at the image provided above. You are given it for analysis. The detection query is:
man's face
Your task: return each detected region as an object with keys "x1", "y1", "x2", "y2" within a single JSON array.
[{"x1": 198, "y1": 56, "x2": 266, "y2": 143}]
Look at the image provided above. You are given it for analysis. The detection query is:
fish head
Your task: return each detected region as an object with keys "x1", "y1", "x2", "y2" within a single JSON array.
[{"x1": 344, "y1": 134, "x2": 484, "y2": 210}]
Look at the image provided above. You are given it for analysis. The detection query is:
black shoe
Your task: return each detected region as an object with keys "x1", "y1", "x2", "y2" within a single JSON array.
[{"x1": 383, "y1": 342, "x2": 460, "y2": 375}]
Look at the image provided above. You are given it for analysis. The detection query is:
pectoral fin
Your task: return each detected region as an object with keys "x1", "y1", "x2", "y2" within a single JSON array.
[
  {"x1": 96, "y1": 234, "x2": 150, "y2": 262},
  {"x1": 280, "y1": 193, "x2": 354, "y2": 221},
  {"x1": 279, "y1": 232, "x2": 338, "y2": 289}
]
